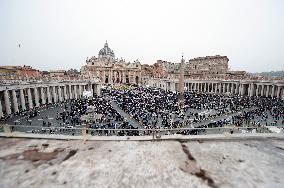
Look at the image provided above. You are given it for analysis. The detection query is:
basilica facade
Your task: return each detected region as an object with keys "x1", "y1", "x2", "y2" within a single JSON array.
[{"x1": 81, "y1": 42, "x2": 142, "y2": 84}]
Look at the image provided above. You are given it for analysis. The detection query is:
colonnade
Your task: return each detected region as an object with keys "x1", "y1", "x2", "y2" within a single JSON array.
[
  {"x1": 148, "y1": 79, "x2": 284, "y2": 100},
  {"x1": 0, "y1": 82, "x2": 101, "y2": 117},
  {"x1": 97, "y1": 69, "x2": 141, "y2": 84}
]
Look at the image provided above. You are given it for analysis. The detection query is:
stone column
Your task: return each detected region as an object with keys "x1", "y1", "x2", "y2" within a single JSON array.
[
  {"x1": 34, "y1": 87, "x2": 39, "y2": 107},
  {"x1": 114, "y1": 71, "x2": 118, "y2": 83},
  {"x1": 63, "y1": 86, "x2": 67, "y2": 100},
  {"x1": 248, "y1": 84, "x2": 251, "y2": 96},
  {"x1": 69, "y1": 85, "x2": 73, "y2": 99},
  {"x1": 196, "y1": 83, "x2": 199, "y2": 92},
  {"x1": 81, "y1": 85, "x2": 85, "y2": 98},
  {"x1": 20, "y1": 89, "x2": 26, "y2": 111},
  {"x1": 110, "y1": 70, "x2": 113, "y2": 84},
  {"x1": 265, "y1": 85, "x2": 269, "y2": 97},
  {"x1": 236, "y1": 84, "x2": 239, "y2": 94},
  {"x1": 239, "y1": 84, "x2": 242, "y2": 95},
  {"x1": 197, "y1": 83, "x2": 200, "y2": 92},
  {"x1": 276, "y1": 86, "x2": 281, "y2": 98},
  {"x1": 206, "y1": 83, "x2": 209, "y2": 92},
  {"x1": 261, "y1": 85, "x2": 264, "y2": 96},
  {"x1": 27, "y1": 88, "x2": 33, "y2": 110},
  {"x1": 122, "y1": 71, "x2": 126, "y2": 83},
  {"x1": 4, "y1": 90, "x2": 12, "y2": 115},
  {"x1": 222, "y1": 83, "x2": 226, "y2": 93},
  {"x1": 0, "y1": 100, "x2": 3, "y2": 118},
  {"x1": 53, "y1": 86, "x2": 57, "y2": 103},
  {"x1": 226, "y1": 83, "x2": 230, "y2": 93},
  {"x1": 230, "y1": 83, "x2": 234, "y2": 94},
  {"x1": 79, "y1": 85, "x2": 83, "y2": 98},
  {"x1": 237, "y1": 84, "x2": 240, "y2": 95},
  {"x1": 74, "y1": 85, "x2": 78, "y2": 99},
  {"x1": 207, "y1": 83, "x2": 209, "y2": 92},
  {"x1": 47, "y1": 87, "x2": 52, "y2": 104},
  {"x1": 234, "y1": 83, "x2": 237, "y2": 94},
  {"x1": 170, "y1": 82, "x2": 175, "y2": 92},
  {"x1": 12, "y1": 90, "x2": 19, "y2": 113},
  {"x1": 102, "y1": 70, "x2": 106, "y2": 83},
  {"x1": 41, "y1": 87, "x2": 46, "y2": 105},
  {"x1": 207, "y1": 83, "x2": 210, "y2": 92},
  {"x1": 256, "y1": 85, "x2": 259, "y2": 96},
  {"x1": 271, "y1": 85, "x2": 275, "y2": 98},
  {"x1": 77, "y1": 85, "x2": 80, "y2": 98},
  {"x1": 134, "y1": 71, "x2": 137, "y2": 84},
  {"x1": 242, "y1": 84, "x2": 245, "y2": 95},
  {"x1": 83, "y1": 85, "x2": 86, "y2": 95},
  {"x1": 58, "y1": 86, "x2": 63, "y2": 102}
]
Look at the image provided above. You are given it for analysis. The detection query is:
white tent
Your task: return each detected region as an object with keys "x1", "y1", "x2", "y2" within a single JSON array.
[{"x1": 83, "y1": 91, "x2": 92, "y2": 98}]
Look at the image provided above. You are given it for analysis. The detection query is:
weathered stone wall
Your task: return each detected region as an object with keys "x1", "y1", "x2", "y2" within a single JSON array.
[{"x1": 186, "y1": 55, "x2": 229, "y2": 75}]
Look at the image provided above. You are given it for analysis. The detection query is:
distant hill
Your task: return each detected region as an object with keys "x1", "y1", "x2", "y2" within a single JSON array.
[{"x1": 254, "y1": 71, "x2": 284, "y2": 77}]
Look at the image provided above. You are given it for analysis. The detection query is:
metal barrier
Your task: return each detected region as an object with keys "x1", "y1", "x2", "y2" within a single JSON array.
[{"x1": 1, "y1": 124, "x2": 283, "y2": 139}]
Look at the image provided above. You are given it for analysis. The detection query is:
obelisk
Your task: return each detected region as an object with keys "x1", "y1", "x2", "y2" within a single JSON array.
[{"x1": 179, "y1": 54, "x2": 185, "y2": 110}]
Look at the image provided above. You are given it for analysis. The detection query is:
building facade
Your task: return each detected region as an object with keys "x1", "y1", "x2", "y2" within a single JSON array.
[
  {"x1": 186, "y1": 55, "x2": 229, "y2": 78},
  {"x1": 142, "y1": 55, "x2": 248, "y2": 80},
  {"x1": 0, "y1": 65, "x2": 41, "y2": 80},
  {"x1": 81, "y1": 42, "x2": 142, "y2": 84}
]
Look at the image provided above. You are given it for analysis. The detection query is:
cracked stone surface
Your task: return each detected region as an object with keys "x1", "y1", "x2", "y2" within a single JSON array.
[{"x1": 0, "y1": 137, "x2": 283, "y2": 188}]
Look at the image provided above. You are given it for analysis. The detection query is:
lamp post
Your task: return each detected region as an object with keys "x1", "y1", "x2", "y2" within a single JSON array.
[{"x1": 151, "y1": 113, "x2": 157, "y2": 140}]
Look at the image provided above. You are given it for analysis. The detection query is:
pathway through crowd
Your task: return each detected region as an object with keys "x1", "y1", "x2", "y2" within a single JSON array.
[{"x1": 110, "y1": 100, "x2": 144, "y2": 129}]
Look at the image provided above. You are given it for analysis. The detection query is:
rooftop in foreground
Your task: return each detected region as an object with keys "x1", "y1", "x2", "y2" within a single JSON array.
[{"x1": 0, "y1": 137, "x2": 284, "y2": 188}]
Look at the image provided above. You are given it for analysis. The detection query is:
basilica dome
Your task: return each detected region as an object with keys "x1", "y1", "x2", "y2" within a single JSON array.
[{"x1": 98, "y1": 41, "x2": 115, "y2": 58}]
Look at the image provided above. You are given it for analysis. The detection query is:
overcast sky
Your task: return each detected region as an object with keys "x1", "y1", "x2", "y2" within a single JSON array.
[{"x1": 0, "y1": 0, "x2": 284, "y2": 72}]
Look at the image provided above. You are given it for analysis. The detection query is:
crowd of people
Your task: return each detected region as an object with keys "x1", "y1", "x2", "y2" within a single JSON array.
[
  {"x1": 107, "y1": 86, "x2": 283, "y2": 134},
  {"x1": 1, "y1": 85, "x2": 283, "y2": 136}
]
